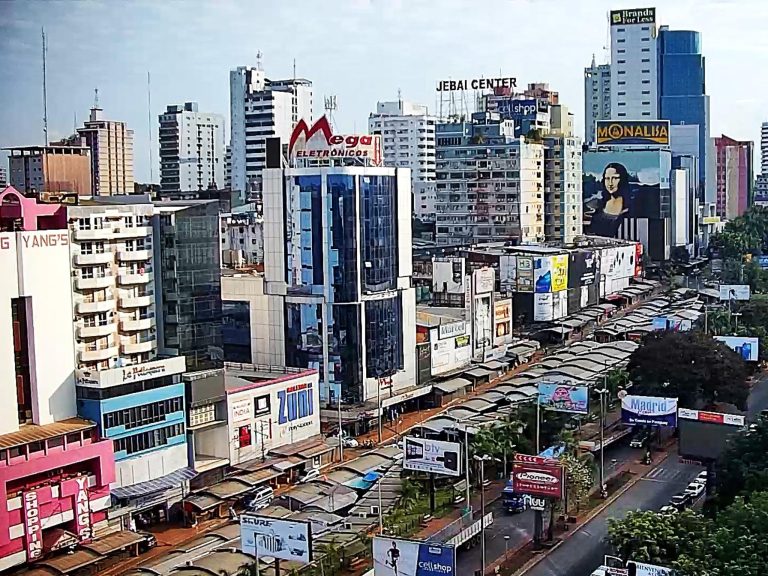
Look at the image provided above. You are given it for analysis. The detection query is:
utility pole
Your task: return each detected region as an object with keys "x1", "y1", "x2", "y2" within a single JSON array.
[{"x1": 41, "y1": 27, "x2": 49, "y2": 145}]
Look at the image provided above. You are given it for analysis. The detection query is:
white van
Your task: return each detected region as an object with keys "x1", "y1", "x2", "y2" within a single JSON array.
[{"x1": 245, "y1": 486, "x2": 274, "y2": 510}]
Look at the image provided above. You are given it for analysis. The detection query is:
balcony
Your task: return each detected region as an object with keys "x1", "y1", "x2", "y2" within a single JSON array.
[
  {"x1": 73, "y1": 227, "x2": 112, "y2": 241},
  {"x1": 77, "y1": 298, "x2": 116, "y2": 314},
  {"x1": 120, "y1": 316, "x2": 156, "y2": 331},
  {"x1": 118, "y1": 249, "x2": 152, "y2": 262},
  {"x1": 79, "y1": 346, "x2": 118, "y2": 363},
  {"x1": 113, "y1": 226, "x2": 152, "y2": 239},
  {"x1": 77, "y1": 323, "x2": 116, "y2": 338},
  {"x1": 120, "y1": 338, "x2": 157, "y2": 355},
  {"x1": 165, "y1": 313, "x2": 179, "y2": 324},
  {"x1": 76, "y1": 276, "x2": 114, "y2": 290},
  {"x1": 118, "y1": 272, "x2": 151, "y2": 286},
  {"x1": 74, "y1": 252, "x2": 113, "y2": 266},
  {"x1": 119, "y1": 294, "x2": 153, "y2": 308}
]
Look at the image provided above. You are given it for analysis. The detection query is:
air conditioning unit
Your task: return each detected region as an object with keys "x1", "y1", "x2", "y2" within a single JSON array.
[{"x1": 370, "y1": 505, "x2": 379, "y2": 515}]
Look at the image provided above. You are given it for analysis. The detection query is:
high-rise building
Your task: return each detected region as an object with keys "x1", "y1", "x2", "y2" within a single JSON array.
[
  {"x1": 229, "y1": 63, "x2": 312, "y2": 200},
  {"x1": 368, "y1": 99, "x2": 437, "y2": 184},
  {"x1": 761, "y1": 121, "x2": 768, "y2": 175},
  {"x1": 0, "y1": 186, "x2": 116, "y2": 570},
  {"x1": 712, "y1": 135, "x2": 754, "y2": 219},
  {"x1": 544, "y1": 135, "x2": 583, "y2": 244},
  {"x1": 6, "y1": 144, "x2": 92, "y2": 195},
  {"x1": 658, "y1": 26, "x2": 710, "y2": 194},
  {"x1": 153, "y1": 199, "x2": 223, "y2": 370},
  {"x1": 75, "y1": 105, "x2": 134, "y2": 195},
  {"x1": 609, "y1": 8, "x2": 658, "y2": 120},
  {"x1": 159, "y1": 102, "x2": 225, "y2": 194},
  {"x1": 435, "y1": 112, "x2": 545, "y2": 246},
  {"x1": 584, "y1": 56, "x2": 611, "y2": 144}
]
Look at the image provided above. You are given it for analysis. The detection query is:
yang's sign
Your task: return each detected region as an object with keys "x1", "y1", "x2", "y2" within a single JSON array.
[
  {"x1": 621, "y1": 395, "x2": 678, "y2": 427},
  {"x1": 288, "y1": 116, "x2": 382, "y2": 165}
]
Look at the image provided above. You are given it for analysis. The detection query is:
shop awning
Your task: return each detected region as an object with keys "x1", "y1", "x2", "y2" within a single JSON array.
[
  {"x1": 381, "y1": 384, "x2": 432, "y2": 408},
  {"x1": 464, "y1": 367, "x2": 493, "y2": 379},
  {"x1": 38, "y1": 549, "x2": 101, "y2": 574},
  {"x1": 433, "y1": 377, "x2": 472, "y2": 393},
  {"x1": 83, "y1": 531, "x2": 146, "y2": 555},
  {"x1": 185, "y1": 493, "x2": 222, "y2": 512},
  {"x1": 234, "y1": 467, "x2": 282, "y2": 486},
  {"x1": 203, "y1": 478, "x2": 252, "y2": 499},
  {"x1": 111, "y1": 467, "x2": 197, "y2": 499}
]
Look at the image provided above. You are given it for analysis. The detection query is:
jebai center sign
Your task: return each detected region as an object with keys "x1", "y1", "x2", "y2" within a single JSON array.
[
  {"x1": 436, "y1": 77, "x2": 517, "y2": 92},
  {"x1": 288, "y1": 116, "x2": 382, "y2": 165}
]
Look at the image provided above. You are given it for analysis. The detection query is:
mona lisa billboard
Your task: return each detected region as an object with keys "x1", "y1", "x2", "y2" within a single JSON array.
[{"x1": 583, "y1": 150, "x2": 672, "y2": 237}]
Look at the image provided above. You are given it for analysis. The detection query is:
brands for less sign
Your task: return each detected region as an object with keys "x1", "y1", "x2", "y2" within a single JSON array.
[{"x1": 289, "y1": 116, "x2": 382, "y2": 165}]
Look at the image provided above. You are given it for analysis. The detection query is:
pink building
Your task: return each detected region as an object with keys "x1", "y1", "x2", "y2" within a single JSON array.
[{"x1": 713, "y1": 135, "x2": 754, "y2": 219}]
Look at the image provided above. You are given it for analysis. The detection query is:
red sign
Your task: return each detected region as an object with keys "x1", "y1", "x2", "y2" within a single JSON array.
[
  {"x1": 288, "y1": 116, "x2": 382, "y2": 165},
  {"x1": 512, "y1": 455, "x2": 564, "y2": 499},
  {"x1": 23, "y1": 490, "x2": 43, "y2": 560}
]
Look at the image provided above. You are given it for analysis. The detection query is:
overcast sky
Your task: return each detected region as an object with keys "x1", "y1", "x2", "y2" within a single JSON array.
[{"x1": 1, "y1": 0, "x2": 765, "y2": 183}]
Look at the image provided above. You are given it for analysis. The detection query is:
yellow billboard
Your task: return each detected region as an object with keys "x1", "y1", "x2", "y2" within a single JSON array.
[
  {"x1": 596, "y1": 120, "x2": 670, "y2": 146},
  {"x1": 552, "y1": 255, "x2": 568, "y2": 292}
]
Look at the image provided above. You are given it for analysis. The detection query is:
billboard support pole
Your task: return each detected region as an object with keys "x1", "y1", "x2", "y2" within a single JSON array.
[
  {"x1": 535, "y1": 395, "x2": 541, "y2": 454},
  {"x1": 429, "y1": 472, "x2": 436, "y2": 514},
  {"x1": 479, "y1": 460, "x2": 486, "y2": 573},
  {"x1": 275, "y1": 557, "x2": 280, "y2": 576},
  {"x1": 464, "y1": 428, "x2": 471, "y2": 510}
]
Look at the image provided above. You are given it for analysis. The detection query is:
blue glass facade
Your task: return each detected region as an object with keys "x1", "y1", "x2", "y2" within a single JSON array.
[
  {"x1": 658, "y1": 27, "x2": 709, "y2": 195},
  {"x1": 283, "y1": 171, "x2": 404, "y2": 403},
  {"x1": 76, "y1": 381, "x2": 186, "y2": 461}
]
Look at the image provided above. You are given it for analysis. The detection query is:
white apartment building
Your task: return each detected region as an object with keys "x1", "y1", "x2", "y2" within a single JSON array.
[
  {"x1": 76, "y1": 106, "x2": 134, "y2": 195},
  {"x1": 229, "y1": 64, "x2": 312, "y2": 199},
  {"x1": 68, "y1": 198, "x2": 157, "y2": 371},
  {"x1": 368, "y1": 99, "x2": 436, "y2": 184},
  {"x1": 584, "y1": 56, "x2": 611, "y2": 143},
  {"x1": 221, "y1": 208, "x2": 264, "y2": 267},
  {"x1": 761, "y1": 121, "x2": 768, "y2": 175},
  {"x1": 159, "y1": 102, "x2": 225, "y2": 194},
  {"x1": 544, "y1": 135, "x2": 583, "y2": 244},
  {"x1": 610, "y1": 8, "x2": 658, "y2": 120}
]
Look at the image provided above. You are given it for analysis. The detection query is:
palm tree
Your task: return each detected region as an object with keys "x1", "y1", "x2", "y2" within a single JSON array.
[{"x1": 234, "y1": 561, "x2": 261, "y2": 576}]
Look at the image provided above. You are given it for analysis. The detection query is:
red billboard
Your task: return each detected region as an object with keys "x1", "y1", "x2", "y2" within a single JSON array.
[{"x1": 512, "y1": 454, "x2": 564, "y2": 499}]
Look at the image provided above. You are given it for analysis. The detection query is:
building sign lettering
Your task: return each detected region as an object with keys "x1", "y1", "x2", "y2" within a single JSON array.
[
  {"x1": 596, "y1": 120, "x2": 670, "y2": 145},
  {"x1": 278, "y1": 381, "x2": 314, "y2": 424},
  {"x1": 436, "y1": 77, "x2": 517, "y2": 92},
  {"x1": 21, "y1": 232, "x2": 69, "y2": 248},
  {"x1": 289, "y1": 116, "x2": 382, "y2": 165},
  {"x1": 610, "y1": 7, "x2": 656, "y2": 25},
  {"x1": 24, "y1": 491, "x2": 43, "y2": 560},
  {"x1": 73, "y1": 477, "x2": 92, "y2": 541},
  {"x1": 0, "y1": 235, "x2": 10, "y2": 250}
]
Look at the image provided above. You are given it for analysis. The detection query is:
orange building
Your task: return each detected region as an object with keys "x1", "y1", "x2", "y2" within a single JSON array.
[{"x1": 5, "y1": 145, "x2": 92, "y2": 196}]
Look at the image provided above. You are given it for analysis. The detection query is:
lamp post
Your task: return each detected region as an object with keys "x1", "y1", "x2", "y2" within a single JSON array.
[{"x1": 474, "y1": 454, "x2": 493, "y2": 573}]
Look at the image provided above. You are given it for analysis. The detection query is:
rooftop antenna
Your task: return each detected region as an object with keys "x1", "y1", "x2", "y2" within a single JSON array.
[
  {"x1": 147, "y1": 71, "x2": 153, "y2": 182},
  {"x1": 73, "y1": 111, "x2": 77, "y2": 133},
  {"x1": 324, "y1": 95, "x2": 337, "y2": 129},
  {"x1": 293, "y1": 58, "x2": 296, "y2": 80},
  {"x1": 256, "y1": 50, "x2": 263, "y2": 71},
  {"x1": 42, "y1": 27, "x2": 48, "y2": 145},
  {"x1": 93, "y1": 87, "x2": 100, "y2": 109}
]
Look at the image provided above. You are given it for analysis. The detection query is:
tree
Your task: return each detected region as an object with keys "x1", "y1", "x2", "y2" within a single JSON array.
[
  {"x1": 716, "y1": 418, "x2": 768, "y2": 507},
  {"x1": 627, "y1": 331, "x2": 749, "y2": 410},
  {"x1": 670, "y1": 245, "x2": 690, "y2": 264},
  {"x1": 234, "y1": 562, "x2": 262, "y2": 576},
  {"x1": 559, "y1": 453, "x2": 593, "y2": 515},
  {"x1": 738, "y1": 294, "x2": 768, "y2": 328}
]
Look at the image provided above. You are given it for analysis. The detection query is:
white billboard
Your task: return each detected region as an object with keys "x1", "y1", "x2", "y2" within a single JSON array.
[
  {"x1": 430, "y1": 329, "x2": 471, "y2": 376},
  {"x1": 403, "y1": 437, "x2": 461, "y2": 476},
  {"x1": 473, "y1": 295, "x2": 493, "y2": 356},
  {"x1": 240, "y1": 515, "x2": 312, "y2": 563},
  {"x1": 432, "y1": 258, "x2": 465, "y2": 295},
  {"x1": 719, "y1": 284, "x2": 750, "y2": 301},
  {"x1": 499, "y1": 255, "x2": 517, "y2": 292},
  {"x1": 534, "y1": 293, "x2": 553, "y2": 322},
  {"x1": 372, "y1": 537, "x2": 455, "y2": 576},
  {"x1": 473, "y1": 267, "x2": 495, "y2": 294},
  {"x1": 714, "y1": 336, "x2": 759, "y2": 361}
]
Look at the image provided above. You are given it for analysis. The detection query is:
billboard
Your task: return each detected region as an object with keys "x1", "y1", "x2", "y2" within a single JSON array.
[
  {"x1": 678, "y1": 408, "x2": 746, "y2": 461},
  {"x1": 621, "y1": 395, "x2": 678, "y2": 427},
  {"x1": 538, "y1": 383, "x2": 589, "y2": 415},
  {"x1": 719, "y1": 284, "x2": 750, "y2": 301},
  {"x1": 473, "y1": 295, "x2": 493, "y2": 356},
  {"x1": 714, "y1": 336, "x2": 759, "y2": 362},
  {"x1": 432, "y1": 258, "x2": 465, "y2": 295},
  {"x1": 438, "y1": 321, "x2": 466, "y2": 340},
  {"x1": 595, "y1": 120, "x2": 670, "y2": 146},
  {"x1": 534, "y1": 257, "x2": 552, "y2": 293},
  {"x1": 512, "y1": 454, "x2": 565, "y2": 499},
  {"x1": 403, "y1": 437, "x2": 461, "y2": 476},
  {"x1": 583, "y1": 150, "x2": 671, "y2": 237},
  {"x1": 626, "y1": 561, "x2": 673, "y2": 576},
  {"x1": 551, "y1": 255, "x2": 568, "y2": 292},
  {"x1": 289, "y1": 116, "x2": 381, "y2": 165},
  {"x1": 241, "y1": 515, "x2": 312, "y2": 563},
  {"x1": 493, "y1": 299, "x2": 512, "y2": 346},
  {"x1": 489, "y1": 98, "x2": 544, "y2": 120},
  {"x1": 430, "y1": 329, "x2": 471, "y2": 376},
  {"x1": 517, "y1": 256, "x2": 534, "y2": 292},
  {"x1": 568, "y1": 250, "x2": 598, "y2": 288},
  {"x1": 373, "y1": 537, "x2": 456, "y2": 576},
  {"x1": 534, "y1": 293, "x2": 553, "y2": 322},
  {"x1": 651, "y1": 316, "x2": 692, "y2": 332},
  {"x1": 610, "y1": 7, "x2": 656, "y2": 25},
  {"x1": 499, "y1": 255, "x2": 517, "y2": 292},
  {"x1": 473, "y1": 267, "x2": 495, "y2": 294}
]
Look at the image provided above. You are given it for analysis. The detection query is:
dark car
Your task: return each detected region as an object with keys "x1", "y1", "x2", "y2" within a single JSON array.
[
  {"x1": 629, "y1": 429, "x2": 651, "y2": 449},
  {"x1": 138, "y1": 531, "x2": 157, "y2": 552},
  {"x1": 669, "y1": 492, "x2": 693, "y2": 511}
]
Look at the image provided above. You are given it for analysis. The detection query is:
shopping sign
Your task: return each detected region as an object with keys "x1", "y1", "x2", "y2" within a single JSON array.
[
  {"x1": 288, "y1": 116, "x2": 382, "y2": 165},
  {"x1": 512, "y1": 454, "x2": 564, "y2": 499}
]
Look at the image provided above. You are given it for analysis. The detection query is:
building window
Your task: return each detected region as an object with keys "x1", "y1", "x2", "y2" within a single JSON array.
[
  {"x1": 189, "y1": 403, "x2": 216, "y2": 427},
  {"x1": 103, "y1": 396, "x2": 184, "y2": 430},
  {"x1": 112, "y1": 423, "x2": 185, "y2": 455}
]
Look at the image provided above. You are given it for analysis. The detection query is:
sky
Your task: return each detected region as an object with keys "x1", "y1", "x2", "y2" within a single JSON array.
[{"x1": 1, "y1": 0, "x2": 765, "y2": 183}]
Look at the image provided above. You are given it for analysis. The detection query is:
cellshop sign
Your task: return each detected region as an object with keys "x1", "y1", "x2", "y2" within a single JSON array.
[
  {"x1": 76, "y1": 356, "x2": 187, "y2": 388},
  {"x1": 437, "y1": 77, "x2": 517, "y2": 92}
]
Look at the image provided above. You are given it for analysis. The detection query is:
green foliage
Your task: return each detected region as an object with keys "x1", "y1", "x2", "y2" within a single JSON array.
[
  {"x1": 716, "y1": 418, "x2": 768, "y2": 507},
  {"x1": 627, "y1": 331, "x2": 749, "y2": 410},
  {"x1": 518, "y1": 403, "x2": 570, "y2": 450},
  {"x1": 559, "y1": 453, "x2": 593, "y2": 513}
]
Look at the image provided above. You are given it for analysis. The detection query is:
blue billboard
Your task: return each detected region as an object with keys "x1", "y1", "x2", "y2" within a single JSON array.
[
  {"x1": 489, "y1": 98, "x2": 544, "y2": 120},
  {"x1": 373, "y1": 537, "x2": 455, "y2": 576},
  {"x1": 538, "y1": 383, "x2": 589, "y2": 415},
  {"x1": 621, "y1": 395, "x2": 678, "y2": 427},
  {"x1": 583, "y1": 149, "x2": 672, "y2": 237}
]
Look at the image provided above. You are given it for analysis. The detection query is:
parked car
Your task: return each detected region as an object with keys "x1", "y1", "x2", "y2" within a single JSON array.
[
  {"x1": 659, "y1": 505, "x2": 678, "y2": 515},
  {"x1": 692, "y1": 471, "x2": 708, "y2": 486},
  {"x1": 684, "y1": 481, "x2": 705, "y2": 498},
  {"x1": 298, "y1": 468, "x2": 320, "y2": 483},
  {"x1": 669, "y1": 492, "x2": 693, "y2": 510},
  {"x1": 243, "y1": 485, "x2": 274, "y2": 511},
  {"x1": 336, "y1": 435, "x2": 359, "y2": 448},
  {"x1": 629, "y1": 429, "x2": 651, "y2": 449},
  {"x1": 137, "y1": 531, "x2": 157, "y2": 552}
]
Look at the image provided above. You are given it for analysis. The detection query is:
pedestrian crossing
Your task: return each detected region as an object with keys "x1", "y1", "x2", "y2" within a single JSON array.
[{"x1": 642, "y1": 465, "x2": 693, "y2": 483}]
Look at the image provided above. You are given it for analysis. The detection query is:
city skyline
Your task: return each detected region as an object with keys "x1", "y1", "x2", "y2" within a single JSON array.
[{"x1": 0, "y1": 0, "x2": 766, "y2": 182}]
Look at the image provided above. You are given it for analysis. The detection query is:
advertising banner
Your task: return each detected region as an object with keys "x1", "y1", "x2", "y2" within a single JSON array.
[
  {"x1": 583, "y1": 150, "x2": 671, "y2": 237},
  {"x1": 373, "y1": 537, "x2": 456, "y2": 576},
  {"x1": 430, "y1": 330, "x2": 471, "y2": 376},
  {"x1": 714, "y1": 336, "x2": 759, "y2": 361},
  {"x1": 533, "y1": 293, "x2": 553, "y2": 322},
  {"x1": 517, "y1": 256, "x2": 534, "y2": 292},
  {"x1": 719, "y1": 284, "x2": 751, "y2": 301},
  {"x1": 651, "y1": 316, "x2": 692, "y2": 332},
  {"x1": 551, "y1": 255, "x2": 568, "y2": 292},
  {"x1": 69, "y1": 477, "x2": 92, "y2": 541},
  {"x1": 23, "y1": 490, "x2": 43, "y2": 561},
  {"x1": 610, "y1": 7, "x2": 656, "y2": 25},
  {"x1": 493, "y1": 299, "x2": 512, "y2": 346},
  {"x1": 499, "y1": 255, "x2": 517, "y2": 292},
  {"x1": 512, "y1": 454, "x2": 564, "y2": 499},
  {"x1": 490, "y1": 98, "x2": 542, "y2": 120},
  {"x1": 403, "y1": 437, "x2": 461, "y2": 476},
  {"x1": 438, "y1": 321, "x2": 466, "y2": 340},
  {"x1": 289, "y1": 116, "x2": 381, "y2": 166},
  {"x1": 474, "y1": 268, "x2": 495, "y2": 294},
  {"x1": 569, "y1": 250, "x2": 598, "y2": 287},
  {"x1": 621, "y1": 395, "x2": 678, "y2": 427},
  {"x1": 596, "y1": 120, "x2": 670, "y2": 146},
  {"x1": 678, "y1": 408, "x2": 745, "y2": 427},
  {"x1": 241, "y1": 515, "x2": 312, "y2": 563},
  {"x1": 473, "y1": 295, "x2": 493, "y2": 355},
  {"x1": 626, "y1": 561, "x2": 673, "y2": 576},
  {"x1": 759, "y1": 255, "x2": 768, "y2": 269},
  {"x1": 634, "y1": 243, "x2": 643, "y2": 277},
  {"x1": 538, "y1": 383, "x2": 589, "y2": 414},
  {"x1": 534, "y1": 257, "x2": 552, "y2": 293}
]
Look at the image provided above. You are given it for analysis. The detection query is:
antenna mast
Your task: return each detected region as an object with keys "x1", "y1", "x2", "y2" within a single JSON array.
[
  {"x1": 147, "y1": 71, "x2": 153, "y2": 182},
  {"x1": 42, "y1": 27, "x2": 49, "y2": 145},
  {"x1": 324, "y1": 95, "x2": 338, "y2": 129}
]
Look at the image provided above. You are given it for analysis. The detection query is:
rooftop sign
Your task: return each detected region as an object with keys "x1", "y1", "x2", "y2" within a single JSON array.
[
  {"x1": 436, "y1": 77, "x2": 517, "y2": 92},
  {"x1": 288, "y1": 116, "x2": 382, "y2": 165}
]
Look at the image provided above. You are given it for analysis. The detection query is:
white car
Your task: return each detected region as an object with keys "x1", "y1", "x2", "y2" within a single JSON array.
[
  {"x1": 339, "y1": 436, "x2": 359, "y2": 448},
  {"x1": 298, "y1": 468, "x2": 320, "y2": 483},
  {"x1": 684, "y1": 482, "x2": 705, "y2": 498},
  {"x1": 692, "y1": 471, "x2": 707, "y2": 486},
  {"x1": 659, "y1": 505, "x2": 678, "y2": 515}
]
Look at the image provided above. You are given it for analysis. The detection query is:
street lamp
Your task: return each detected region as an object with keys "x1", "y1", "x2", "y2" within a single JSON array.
[
  {"x1": 474, "y1": 454, "x2": 493, "y2": 573},
  {"x1": 594, "y1": 387, "x2": 609, "y2": 496}
]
